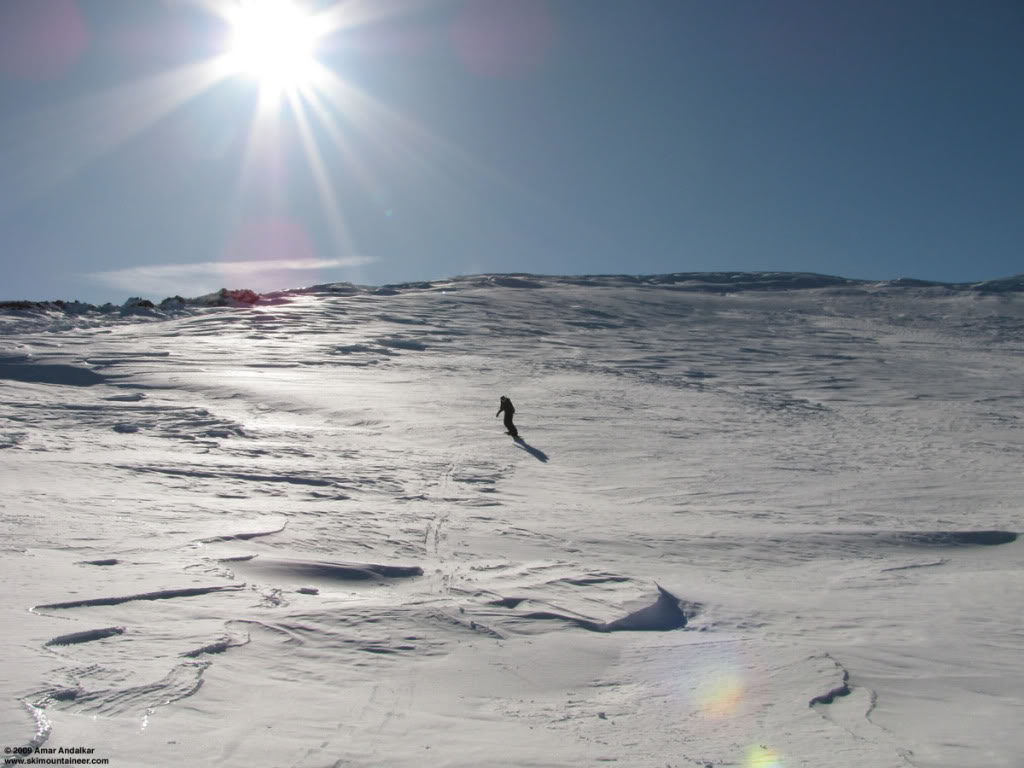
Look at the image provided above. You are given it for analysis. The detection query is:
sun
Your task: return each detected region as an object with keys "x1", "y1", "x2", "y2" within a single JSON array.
[{"x1": 226, "y1": 0, "x2": 320, "y2": 95}]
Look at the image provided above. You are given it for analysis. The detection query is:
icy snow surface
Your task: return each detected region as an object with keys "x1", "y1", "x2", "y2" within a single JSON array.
[{"x1": 2, "y1": 273, "x2": 1023, "y2": 767}]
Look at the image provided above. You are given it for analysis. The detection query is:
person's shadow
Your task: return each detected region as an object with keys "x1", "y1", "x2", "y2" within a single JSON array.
[{"x1": 513, "y1": 436, "x2": 549, "y2": 463}]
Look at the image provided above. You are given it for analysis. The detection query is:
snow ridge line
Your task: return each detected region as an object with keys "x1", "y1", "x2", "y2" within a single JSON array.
[
  {"x1": 44, "y1": 626, "x2": 125, "y2": 646},
  {"x1": 32, "y1": 584, "x2": 246, "y2": 611},
  {"x1": 3, "y1": 271, "x2": 1023, "y2": 325},
  {"x1": 808, "y1": 653, "x2": 852, "y2": 707}
]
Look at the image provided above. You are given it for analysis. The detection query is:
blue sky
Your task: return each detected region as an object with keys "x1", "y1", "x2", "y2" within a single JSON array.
[{"x1": 1, "y1": 0, "x2": 1022, "y2": 303}]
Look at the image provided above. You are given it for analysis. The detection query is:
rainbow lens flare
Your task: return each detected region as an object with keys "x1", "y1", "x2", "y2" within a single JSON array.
[
  {"x1": 696, "y1": 671, "x2": 745, "y2": 718},
  {"x1": 746, "y1": 745, "x2": 783, "y2": 767}
]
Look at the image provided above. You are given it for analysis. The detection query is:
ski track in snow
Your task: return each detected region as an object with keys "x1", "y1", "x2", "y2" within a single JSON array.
[{"x1": 1, "y1": 274, "x2": 1023, "y2": 767}]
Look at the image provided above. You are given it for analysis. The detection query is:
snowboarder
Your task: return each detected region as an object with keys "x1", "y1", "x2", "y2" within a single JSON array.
[{"x1": 496, "y1": 395, "x2": 518, "y2": 438}]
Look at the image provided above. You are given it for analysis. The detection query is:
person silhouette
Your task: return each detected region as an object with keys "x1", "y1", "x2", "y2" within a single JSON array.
[{"x1": 496, "y1": 395, "x2": 518, "y2": 438}]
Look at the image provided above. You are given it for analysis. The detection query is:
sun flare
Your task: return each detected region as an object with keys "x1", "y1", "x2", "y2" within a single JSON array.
[{"x1": 226, "y1": 0, "x2": 320, "y2": 94}]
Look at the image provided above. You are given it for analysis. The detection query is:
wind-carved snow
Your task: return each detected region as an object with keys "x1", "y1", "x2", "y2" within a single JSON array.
[{"x1": 1, "y1": 273, "x2": 1023, "y2": 767}]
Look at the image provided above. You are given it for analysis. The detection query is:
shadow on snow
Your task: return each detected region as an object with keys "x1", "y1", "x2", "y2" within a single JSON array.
[{"x1": 513, "y1": 436, "x2": 548, "y2": 463}]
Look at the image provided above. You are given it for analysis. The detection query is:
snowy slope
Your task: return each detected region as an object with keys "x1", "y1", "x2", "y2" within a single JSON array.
[{"x1": 2, "y1": 274, "x2": 1022, "y2": 767}]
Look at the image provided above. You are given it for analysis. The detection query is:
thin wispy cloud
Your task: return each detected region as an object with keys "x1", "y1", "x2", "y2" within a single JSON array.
[{"x1": 88, "y1": 256, "x2": 376, "y2": 296}]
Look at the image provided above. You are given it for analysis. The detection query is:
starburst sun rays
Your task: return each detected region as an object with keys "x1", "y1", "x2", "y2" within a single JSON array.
[
  {"x1": 2, "y1": 0, "x2": 486, "y2": 269},
  {"x1": 2, "y1": 0, "x2": 551, "y2": 299}
]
